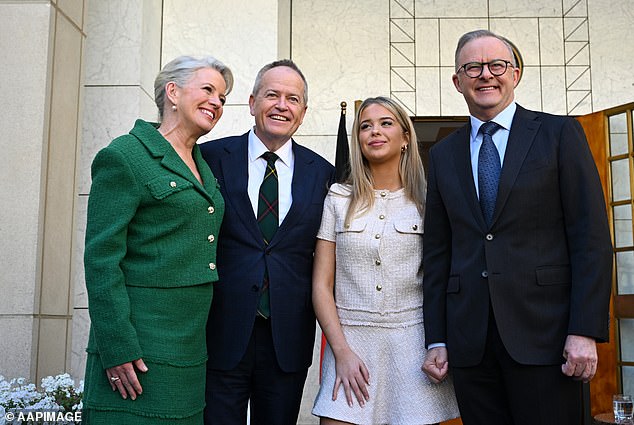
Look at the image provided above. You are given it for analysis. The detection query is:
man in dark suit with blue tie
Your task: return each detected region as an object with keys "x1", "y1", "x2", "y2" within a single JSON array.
[
  {"x1": 200, "y1": 59, "x2": 334, "y2": 425},
  {"x1": 421, "y1": 30, "x2": 612, "y2": 424}
]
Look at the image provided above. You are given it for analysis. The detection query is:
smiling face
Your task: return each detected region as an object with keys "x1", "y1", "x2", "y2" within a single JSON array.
[
  {"x1": 249, "y1": 66, "x2": 307, "y2": 150},
  {"x1": 172, "y1": 67, "x2": 227, "y2": 138},
  {"x1": 452, "y1": 36, "x2": 519, "y2": 121},
  {"x1": 358, "y1": 103, "x2": 408, "y2": 168}
]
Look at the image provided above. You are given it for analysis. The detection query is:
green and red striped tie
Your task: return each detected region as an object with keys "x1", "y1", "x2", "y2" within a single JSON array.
[{"x1": 256, "y1": 152, "x2": 279, "y2": 318}]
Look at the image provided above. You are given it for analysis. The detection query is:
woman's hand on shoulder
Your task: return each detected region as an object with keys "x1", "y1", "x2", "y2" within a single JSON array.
[
  {"x1": 332, "y1": 348, "x2": 370, "y2": 407},
  {"x1": 106, "y1": 358, "x2": 148, "y2": 400}
]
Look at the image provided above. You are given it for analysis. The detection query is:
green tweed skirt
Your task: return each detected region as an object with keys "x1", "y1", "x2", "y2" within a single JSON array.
[{"x1": 82, "y1": 282, "x2": 212, "y2": 424}]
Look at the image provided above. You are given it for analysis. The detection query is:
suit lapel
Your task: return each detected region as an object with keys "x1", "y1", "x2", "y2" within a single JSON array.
[
  {"x1": 451, "y1": 124, "x2": 488, "y2": 230},
  {"x1": 491, "y1": 105, "x2": 540, "y2": 226},
  {"x1": 218, "y1": 135, "x2": 264, "y2": 243},
  {"x1": 272, "y1": 141, "x2": 314, "y2": 245}
]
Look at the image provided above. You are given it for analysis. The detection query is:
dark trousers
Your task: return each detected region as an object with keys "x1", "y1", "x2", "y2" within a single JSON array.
[
  {"x1": 204, "y1": 317, "x2": 308, "y2": 425},
  {"x1": 451, "y1": 312, "x2": 582, "y2": 425}
]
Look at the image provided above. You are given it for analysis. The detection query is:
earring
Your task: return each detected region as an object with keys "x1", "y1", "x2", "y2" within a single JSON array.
[
  {"x1": 171, "y1": 104, "x2": 177, "y2": 111},
  {"x1": 401, "y1": 144, "x2": 408, "y2": 152}
]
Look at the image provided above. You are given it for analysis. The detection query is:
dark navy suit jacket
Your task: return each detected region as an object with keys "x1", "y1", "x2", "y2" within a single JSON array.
[
  {"x1": 423, "y1": 105, "x2": 612, "y2": 367},
  {"x1": 200, "y1": 132, "x2": 334, "y2": 373}
]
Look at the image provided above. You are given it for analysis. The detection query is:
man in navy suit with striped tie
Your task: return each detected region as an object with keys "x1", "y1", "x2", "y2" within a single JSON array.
[{"x1": 200, "y1": 59, "x2": 334, "y2": 425}]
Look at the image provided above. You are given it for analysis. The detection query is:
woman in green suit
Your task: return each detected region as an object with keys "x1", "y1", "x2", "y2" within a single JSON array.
[{"x1": 82, "y1": 55, "x2": 233, "y2": 424}]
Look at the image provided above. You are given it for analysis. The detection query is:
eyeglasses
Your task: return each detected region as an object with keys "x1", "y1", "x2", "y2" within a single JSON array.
[{"x1": 457, "y1": 60, "x2": 513, "y2": 78}]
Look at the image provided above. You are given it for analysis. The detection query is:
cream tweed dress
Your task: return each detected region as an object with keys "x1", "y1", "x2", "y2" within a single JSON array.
[{"x1": 312, "y1": 184, "x2": 459, "y2": 425}]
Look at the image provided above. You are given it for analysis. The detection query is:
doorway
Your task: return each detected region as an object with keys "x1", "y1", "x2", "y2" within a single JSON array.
[{"x1": 412, "y1": 117, "x2": 468, "y2": 172}]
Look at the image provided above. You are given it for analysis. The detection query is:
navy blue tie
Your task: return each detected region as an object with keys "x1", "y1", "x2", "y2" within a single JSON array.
[{"x1": 478, "y1": 122, "x2": 502, "y2": 227}]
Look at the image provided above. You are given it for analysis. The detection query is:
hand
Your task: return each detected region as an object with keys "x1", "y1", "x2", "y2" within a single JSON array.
[
  {"x1": 422, "y1": 346, "x2": 449, "y2": 383},
  {"x1": 106, "y1": 358, "x2": 148, "y2": 400},
  {"x1": 561, "y1": 335, "x2": 597, "y2": 383},
  {"x1": 332, "y1": 348, "x2": 370, "y2": 407}
]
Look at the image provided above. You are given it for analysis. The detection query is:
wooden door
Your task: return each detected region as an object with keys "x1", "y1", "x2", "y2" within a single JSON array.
[
  {"x1": 577, "y1": 110, "x2": 617, "y2": 416},
  {"x1": 578, "y1": 102, "x2": 634, "y2": 416}
]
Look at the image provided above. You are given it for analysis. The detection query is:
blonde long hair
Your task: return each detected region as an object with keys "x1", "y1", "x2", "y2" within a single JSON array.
[{"x1": 344, "y1": 96, "x2": 426, "y2": 226}]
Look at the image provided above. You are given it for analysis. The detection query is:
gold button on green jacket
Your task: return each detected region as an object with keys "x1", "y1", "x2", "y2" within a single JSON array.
[{"x1": 82, "y1": 119, "x2": 224, "y2": 422}]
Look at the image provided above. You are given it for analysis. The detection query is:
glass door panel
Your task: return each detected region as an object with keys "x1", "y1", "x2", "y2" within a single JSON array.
[{"x1": 608, "y1": 105, "x2": 634, "y2": 395}]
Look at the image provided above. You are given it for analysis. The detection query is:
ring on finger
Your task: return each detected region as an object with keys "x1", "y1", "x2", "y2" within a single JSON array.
[{"x1": 110, "y1": 376, "x2": 120, "y2": 383}]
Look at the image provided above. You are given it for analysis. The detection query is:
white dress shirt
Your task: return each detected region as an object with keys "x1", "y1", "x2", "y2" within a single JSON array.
[{"x1": 247, "y1": 129, "x2": 294, "y2": 224}]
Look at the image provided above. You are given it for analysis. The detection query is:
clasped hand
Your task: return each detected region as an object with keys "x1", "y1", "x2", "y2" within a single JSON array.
[
  {"x1": 561, "y1": 335, "x2": 598, "y2": 383},
  {"x1": 422, "y1": 346, "x2": 449, "y2": 383}
]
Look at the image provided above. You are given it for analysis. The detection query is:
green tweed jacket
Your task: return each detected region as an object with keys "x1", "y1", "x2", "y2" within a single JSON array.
[{"x1": 84, "y1": 119, "x2": 224, "y2": 369}]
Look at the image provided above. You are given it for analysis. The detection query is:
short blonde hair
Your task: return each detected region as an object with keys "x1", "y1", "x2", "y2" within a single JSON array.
[{"x1": 154, "y1": 55, "x2": 234, "y2": 120}]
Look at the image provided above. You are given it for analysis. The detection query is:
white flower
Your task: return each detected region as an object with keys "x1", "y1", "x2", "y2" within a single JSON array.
[{"x1": 0, "y1": 373, "x2": 83, "y2": 423}]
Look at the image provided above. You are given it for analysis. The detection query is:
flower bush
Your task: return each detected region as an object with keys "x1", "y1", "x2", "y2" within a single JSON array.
[{"x1": 0, "y1": 374, "x2": 82, "y2": 424}]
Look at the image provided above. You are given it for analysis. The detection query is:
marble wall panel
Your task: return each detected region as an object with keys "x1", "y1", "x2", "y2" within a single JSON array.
[
  {"x1": 564, "y1": 0, "x2": 587, "y2": 17},
  {"x1": 84, "y1": 0, "x2": 146, "y2": 85},
  {"x1": 416, "y1": 67, "x2": 441, "y2": 116},
  {"x1": 539, "y1": 18, "x2": 564, "y2": 66},
  {"x1": 440, "y1": 66, "x2": 470, "y2": 116},
  {"x1": 540, "y1": 66, "x2": 567, "y2": 115},
  {"x1": 587, "y1": 0, "x2": 634, "y2": 110},
  {"x1": 139, "y1": 0, "x2": 162, "y2": 98},
  {"x1": 489, "y1": 0, "x2": 561, "y2": 17},
  {"x1": 514, "y1": 66, "x2": 542, "y2": 111},
  {"x1": 564, "y1": 17, "x2": 588, "y2": 42},
  {"x1": 163, "y1": 0, "x2": 278, "y2": 105},
  {"x1": 490, "y1": 18, "x2": 540, "y2": 66},
  {"x1": 565, "y1": 42, "x2": 590, "y2": 66},
  {"x1": 567, "y1": 66, "x2": 591, "y2": 91},
  {"x1": 291, "y1": 135, "x2": 337, "y2": 166},
  {"x1": 0, "y1": 317, "x2": 35, "y2": 380},
  {"x1": 439, "y1": 18, "x2": 489, "y2": 67},
  {"x1": 567, "y1": 90, "x2": 592, "y2": 115},
  {"x1": 0, "y1": 2, "x2": 51, "y2": 315},
  {"x1": 415, "y1": 19, "x2": 439, "y2": 67},
  {"x1": 292, "y1": 0, "x2": 390, "y2": 136},
  {"x1": 414, "y1": 0, "x2": 488, "y2": 18}
]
